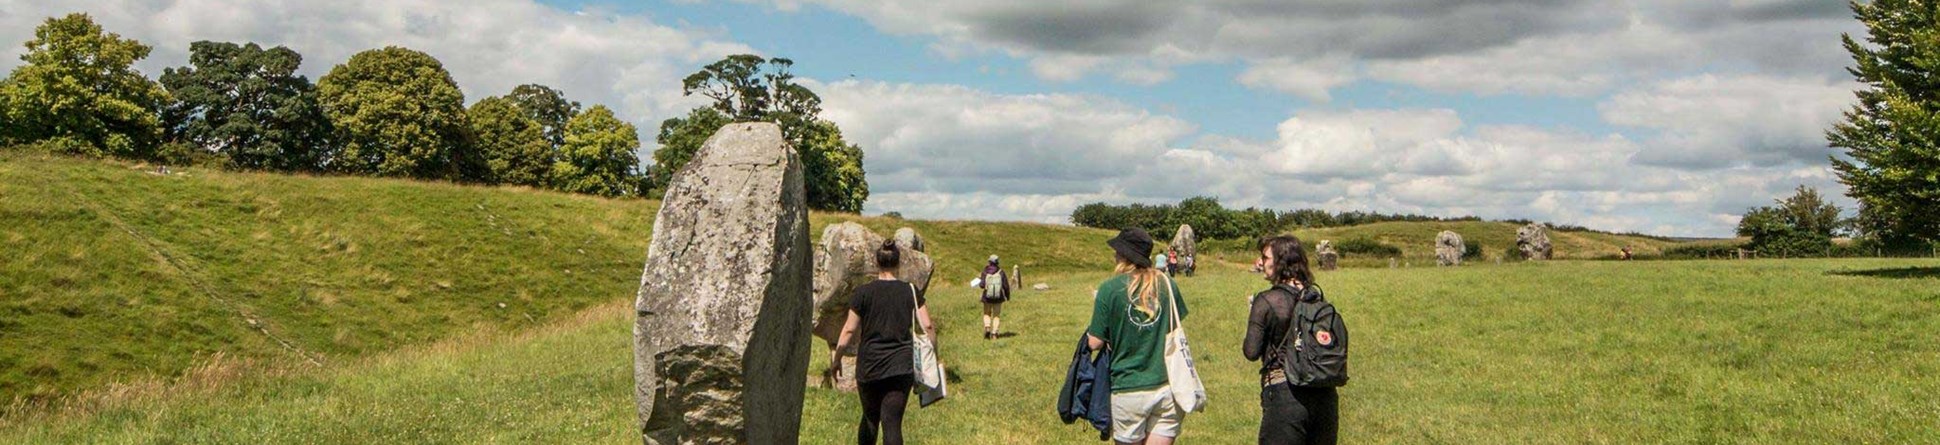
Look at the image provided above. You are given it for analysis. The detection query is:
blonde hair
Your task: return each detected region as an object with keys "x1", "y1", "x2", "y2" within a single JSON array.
[{"x1": 1114, "y1": 257, "x2": 1165, "y2": 319}]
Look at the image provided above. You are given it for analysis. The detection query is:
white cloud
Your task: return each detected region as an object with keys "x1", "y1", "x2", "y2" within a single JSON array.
[
  {"x1": 814, "y1": 79, "x2": 1196, "y2": 197},
  {"x1": 763, "y1": 0, "x2": 1854, "y2": 96},
  {"x1": 1, "y1": 0, "x2": 753, "y2": 138},
  {"x1": 1600, "y1": 73, "x2": 1858, "y2": 168},
  {"x1": 1237, "y1": 56, "x2": 1355, "y2": 102}
]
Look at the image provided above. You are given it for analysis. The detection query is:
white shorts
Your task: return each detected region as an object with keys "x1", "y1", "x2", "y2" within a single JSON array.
[{"x1": 1110, "y1": 386, "x2": 1183, "y2": 443}]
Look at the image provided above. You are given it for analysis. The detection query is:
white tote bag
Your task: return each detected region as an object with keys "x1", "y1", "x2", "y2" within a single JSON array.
[
  {"x1": 909, "y1": 284, "x2": 947, "y2": 405},
  {"x1": 1160, "y1": 275, "x2": 1208, "y2": 412}
]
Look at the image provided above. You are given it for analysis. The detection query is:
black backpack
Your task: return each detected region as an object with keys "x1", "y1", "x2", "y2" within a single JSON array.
[{"x1": 1275, "y1": 284, "x2": 1348, "y2": 387}]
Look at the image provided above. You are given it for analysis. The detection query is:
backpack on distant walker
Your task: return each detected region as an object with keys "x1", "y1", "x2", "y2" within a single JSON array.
[
  {"x1": 1275, "y1": 284, "x2": 1348, "y2": 387},
  {"x1": 982, "y1": 271, "x2": 1007, "y2": 302}
]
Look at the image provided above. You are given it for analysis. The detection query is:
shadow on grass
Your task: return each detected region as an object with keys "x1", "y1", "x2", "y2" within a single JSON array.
[{"x1": 1827, "y1": 266, "x2": 1940, "y2": 279}]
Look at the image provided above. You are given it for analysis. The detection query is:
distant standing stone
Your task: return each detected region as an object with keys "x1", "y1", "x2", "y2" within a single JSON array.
[
  {"x1": 1516, "y1": 223, "x2": 1554, "y2": 261},
  {"x1": 893, "y1": 227, "x2": 925, "y2": 253},
  {"x1": 634, "y1": 122, "x2": 811, "y2": 445},
  {"x1": 1316, "y1": 240, "x2": 1340, "y2": 271},
  {"x1": 1435, "y1": 230, "x2": 1466, "y2": 266}
]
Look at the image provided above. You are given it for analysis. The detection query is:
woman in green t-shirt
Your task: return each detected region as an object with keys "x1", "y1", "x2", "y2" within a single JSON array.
[{"x1": 1086, "y1": 228, "x2": 1188, "y2": 445}]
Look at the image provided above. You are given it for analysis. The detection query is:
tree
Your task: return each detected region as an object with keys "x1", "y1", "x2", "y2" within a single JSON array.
[
  {"x1": 797, "y1": 119, "x2": 868, "y2": 212},
  {"x1": 316, "y1": 46, "x2": 476, "y2": 180},
  {"x1": 552, "y1": 105, "x2": 640, "y2": 197},
  {"x1": 506, "y1": 84, "x2": 579, "y2": 149},
  {"x1": 653, "y1": 54, "x2": 868, "y2": 211},
  {"x1": 0, "y1": 13, "x2": 168, "y2": 158},
  {"x1": 681, "y1": 54, "x2": 820, "y2": 122},
  {"x1": 1737, "y1": 185, "x2": 1843, "y2": 257},
  {"x1": 160, "y1": 41, "x2": 332, "y2": 171},
  {"x1": 1829, "y1": 0, "x2": 1940, "y2": 242},
  {"x1": 468, "y1": 96, "x2": 552, "y2": 186}
]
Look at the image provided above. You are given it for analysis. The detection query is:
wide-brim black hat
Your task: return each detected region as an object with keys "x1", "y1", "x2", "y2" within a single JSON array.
[{"x1": 1109, "y1": 228, "x2": 1155, "y2": 268}]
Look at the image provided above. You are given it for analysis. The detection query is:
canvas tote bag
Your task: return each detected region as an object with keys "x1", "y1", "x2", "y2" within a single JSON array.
[
  {"x1": 1160, "y1": 275, "x2": 1208, "y2": 412},
  {"x1": 909, "y1": 283, "x2": 947, "y2": 406}
]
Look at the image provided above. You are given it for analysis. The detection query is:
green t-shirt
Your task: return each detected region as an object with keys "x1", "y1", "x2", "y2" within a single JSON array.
[{"x1": 1086, "y1": 273, "x2": 1188, "y2": 393}]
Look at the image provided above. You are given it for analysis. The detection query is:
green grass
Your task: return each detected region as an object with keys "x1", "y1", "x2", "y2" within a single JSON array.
[
  {"x1": 0, "y1": 151, "x2": 1119, "y2": 403},
  {"x1": 5, "y1": 151, "x2": 1938, "y2": 443},
  {"x1": 5, "y1": 258, "x2": 1937, "y2": 444}
]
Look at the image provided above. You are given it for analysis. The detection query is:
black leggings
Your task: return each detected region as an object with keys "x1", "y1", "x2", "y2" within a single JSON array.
[
  {"x1": 858, "y1": 374, "x2": 914, "y2": 445},
  {"x1": 1260, "y1": 383, "x2": 1338, "y2": 445}
]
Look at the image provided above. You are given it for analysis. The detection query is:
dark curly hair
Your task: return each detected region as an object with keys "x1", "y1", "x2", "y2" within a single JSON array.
[{"x1": 1258, "y1": 235, "x2": 1313, "y2": 285}]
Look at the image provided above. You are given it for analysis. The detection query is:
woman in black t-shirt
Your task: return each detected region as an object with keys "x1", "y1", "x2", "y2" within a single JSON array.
[{"x1": 834, "y1": 240, "x2": 937, "y2": 445}]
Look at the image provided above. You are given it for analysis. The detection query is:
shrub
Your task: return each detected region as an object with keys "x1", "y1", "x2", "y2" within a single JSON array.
[
  {"x1": 1662, "y1": 242, "x2": 1745, "y2": 259},
  {"x1": 1334, "y1": 238, "x2": 1399, "y2": 258}
]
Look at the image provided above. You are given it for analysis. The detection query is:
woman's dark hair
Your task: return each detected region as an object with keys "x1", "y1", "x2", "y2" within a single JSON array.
[
  {"x1": 874, "y1": 240, "x2": 901, "y2": 269},
  {"x1": 1259, "y1": 235, "x2": 1313, "y2": 285}
]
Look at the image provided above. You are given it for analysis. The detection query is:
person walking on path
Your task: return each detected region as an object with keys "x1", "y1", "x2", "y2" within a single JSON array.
[
  {"x1": 1244, "y1": 235, "x2": 1338, "y2": 444},
  {"x1": 834, "y1": 240, "x2": 938, "y2": 445},
  {"x1": 976, "y1": 255, "x2": 1011, "y2": 340},
  {"x1": 1087, "y1": 228, "x2": 1190, "y2": 445}
]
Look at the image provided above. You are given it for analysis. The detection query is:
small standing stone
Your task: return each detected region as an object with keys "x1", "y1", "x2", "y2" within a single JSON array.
[
  {"x1": 1516, "y1": 223, "x2": 1554, "y2": 261},
  {"x1": 1435, "y1": 230, "x2": 1466, "y2": 266},
  {"x1": 1316, "y1": 240, "x2": 1340, "y2": 271}
]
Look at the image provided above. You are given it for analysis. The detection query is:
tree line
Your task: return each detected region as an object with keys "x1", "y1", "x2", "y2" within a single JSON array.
[
  {"x1": 0, "y1": 13, "x2": 868, "y2": 211},
  {"x1": 1070, "y1": 196, "x2": 1488, "y2": 242}
]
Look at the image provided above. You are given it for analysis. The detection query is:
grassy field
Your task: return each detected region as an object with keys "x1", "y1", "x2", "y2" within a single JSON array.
[
  {"x1": 3, "y1": 258, "x2": 1936, "y2": 444},
  {"x1": 0, "y1": 151, "x2": 1108, "y2": 404},
  {"x1": 5, "y1": 151, "x2": 1937, "y2": 443}
]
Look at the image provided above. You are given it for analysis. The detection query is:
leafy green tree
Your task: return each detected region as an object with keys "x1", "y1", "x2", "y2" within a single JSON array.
[
  {"x1": 654, "y1": 54, "x2": 869, "y2": 211},
  {"x1": 159, "y1": 41, "x2": 332, "y2": 171},
  {"x1": 506, "y1": 84, "x2": 579, "y2": 149},
  {"x1": 1737, "y1": 185, "x2": 1843, "y2": 257},
  {"x1": 316, "y1": 46, "x2": 476, "y2": 180},
  {"x1": 1829, "y1": 0, "x2": 1940, "y2": 242},
  {"x1": 0, "y1": 13, "x2": 168, "y2": 158},
  {"x1": 468, "y1": 96, "x2": 552, "y2": 186},
  {"x1": 552, "y1": 105, "x2": 640, "y2": 197},
  {"x1": 797, "y1": 119, "x2": 869, "y2": 211}
]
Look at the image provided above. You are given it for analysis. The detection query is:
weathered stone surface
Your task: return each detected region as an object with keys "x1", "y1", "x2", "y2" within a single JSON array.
[
  {"x1": 1316, "y1": 240, "x2": 1340, "y2": 271},
  {"x1": 1517, "y1": 223, "x2": 1554, "y2": 260},
  {"x1": 1435, "y1": 230, "x2": 1466, "y2": 266},
  {"x1": 1170, "y1": 224, "x2": 1196, "y2": 259},
  {"x1": 893, "y1": 227, "x2": 925, "y2": 252},
  {"x1": 1033, "y1": 283, "x2": 1051, "y2": 291},
  {"x1": 634, "y1": 122, "x2": 811, "y2": 445},
  {"x1": 808, "y1": 222, "x2": 932, "y2": 392}
]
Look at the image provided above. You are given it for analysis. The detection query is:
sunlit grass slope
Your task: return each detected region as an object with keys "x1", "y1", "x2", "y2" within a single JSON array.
[
  {"x1": 6, "y1": 258, "x2": 1937, "y2": 444},
  {"x1": 0, "y1": 151, "x2": 1118, "y2": 402}
]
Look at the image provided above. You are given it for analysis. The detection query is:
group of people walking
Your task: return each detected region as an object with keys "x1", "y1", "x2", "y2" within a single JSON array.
[{"x1": 833, "y1": 228, "x2": 1346, "y2": 445}]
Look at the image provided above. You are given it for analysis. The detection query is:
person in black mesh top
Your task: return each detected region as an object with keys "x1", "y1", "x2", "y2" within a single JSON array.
[{"x1": 1244, "y1": 235, "x2": 1337, "y2": 445}]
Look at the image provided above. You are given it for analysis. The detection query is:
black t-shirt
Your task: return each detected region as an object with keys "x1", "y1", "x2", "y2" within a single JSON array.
[{"x1": 850, "y1": 279, "x2": 926, "y2": 383}]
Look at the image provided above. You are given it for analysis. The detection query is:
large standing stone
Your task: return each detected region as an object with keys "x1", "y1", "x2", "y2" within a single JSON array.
[
  {"x1": 1435, "y1": 230, "x2": 1466, "y2": 266},
  {"x1": 808, "y1": 223, "x2": 933, "y2": 391},
  {"x1": 634, "y1": 122, "x2": 810, "y2": 445},
  {"x1": 1170, "y1": 224, "x2": 1196, "y2": 259},
  {"x1": 1316, "y1": 240, "x2": 1340, "y2": 271},
  {"x1": 893, "y1": 227, "x2": 925, "y2": 253},
  {"x1": 1516, "y1": 223, "x2": 1554, "y2": 260}
]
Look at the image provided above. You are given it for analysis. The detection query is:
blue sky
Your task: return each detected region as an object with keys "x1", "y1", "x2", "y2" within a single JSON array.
[{"x1": 2, "y1": 0, "x2": 1867, "y2": 236}]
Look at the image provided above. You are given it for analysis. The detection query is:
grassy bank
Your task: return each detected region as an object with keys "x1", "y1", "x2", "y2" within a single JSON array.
[
  {"x1": 6, "y1": 258, "x2": 1935, "y2": 443},
  {"x1": 0, "y1": 151, "x2": 1120, "y2": 403}
]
